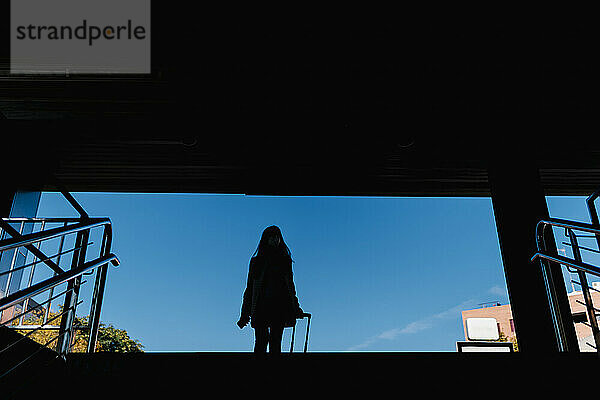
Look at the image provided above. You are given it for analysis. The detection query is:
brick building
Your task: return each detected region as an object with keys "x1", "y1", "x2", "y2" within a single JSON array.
[
  {"x1": 0, "y1": 297, "x2": 45, "y2": 325},
  {"x1": 462, "y1": 281, "x2": 600, "y2": 352},
  {"x1": 462, "y1": 302, "x2": 516, "y2": 344}
]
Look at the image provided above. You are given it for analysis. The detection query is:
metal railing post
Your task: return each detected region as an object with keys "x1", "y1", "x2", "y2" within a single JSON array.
[
  {"x1": 87, "y1": 227, "x2": 111, "y2": 353},
  {"x1": 535, "y1": 220, "x2": 576, "y2": 352},
  {"x1": 568, "y1": 229, "x2": 600, "y2": 353},
  {"x1": 44, "y1": 222, "x2": 67, "y2": 325},
  {"x1": 56, "y1": 229, "x2": 88, "y2": 357}
]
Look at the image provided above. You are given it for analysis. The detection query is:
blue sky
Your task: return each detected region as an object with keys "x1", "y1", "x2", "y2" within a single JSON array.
[{"x1": 34, "y1": 192, "x2": 594, "y2": 352}]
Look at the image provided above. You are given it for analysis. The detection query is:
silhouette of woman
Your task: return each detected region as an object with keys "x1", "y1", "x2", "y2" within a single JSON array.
[{"x1": 238, "y1": 225, "x2": 303, "y2": 354}]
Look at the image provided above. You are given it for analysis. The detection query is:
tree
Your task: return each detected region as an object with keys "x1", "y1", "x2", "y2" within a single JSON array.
[
  {"x1": 77, "y1": 316, "x2": 144, "y2": 353},
  {"x1": 496, "y1": 331, "x2": 518, "y2": 352},
  {"x1": 13, "y1": 306, "x2": 144, "y2": 353}
]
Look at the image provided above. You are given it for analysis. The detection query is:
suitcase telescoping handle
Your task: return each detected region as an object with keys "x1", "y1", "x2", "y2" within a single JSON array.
[{"x1": 290, "y1": 312, "x2": 312, "y2": 353}]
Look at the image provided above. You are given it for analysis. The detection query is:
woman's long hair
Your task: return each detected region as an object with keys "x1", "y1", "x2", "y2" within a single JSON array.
[{"x1": 252, "y1": 225, "x2": 293, "y2": 261}]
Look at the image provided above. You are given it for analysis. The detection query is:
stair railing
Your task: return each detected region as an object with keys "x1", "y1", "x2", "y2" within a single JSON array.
[
  {"x1": 0, "y1": 195, "x2": 119, "y2": 381},
  {"x1": 532, "y1": 189, "x2": 600, "y2": 353}
]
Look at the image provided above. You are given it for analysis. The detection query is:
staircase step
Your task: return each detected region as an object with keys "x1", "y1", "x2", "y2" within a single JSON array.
[{"x1": 0, "y1": 325, "x2": 65, "y2": 397}]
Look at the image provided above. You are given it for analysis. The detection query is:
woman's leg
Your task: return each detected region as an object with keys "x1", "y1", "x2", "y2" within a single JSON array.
[
  {"x1": 268, "y1": 325, "x2": 285, "y2": 354},
  {"x1": 254, "y1": 325, "x2": 269, "y2": 353}
]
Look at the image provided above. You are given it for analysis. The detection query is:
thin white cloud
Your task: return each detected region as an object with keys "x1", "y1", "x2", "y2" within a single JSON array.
[
  {"x1": 347, "y1": 298, "x2": 479, "y2": 351},
  {"x1": 488, "y1": 285, "x2": 508, "y2": 297}
]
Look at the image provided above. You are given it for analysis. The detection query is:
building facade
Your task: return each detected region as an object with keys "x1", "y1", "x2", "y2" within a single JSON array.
[{"x1": 462, "y1": 282, "x2": 600, "y2": 352}]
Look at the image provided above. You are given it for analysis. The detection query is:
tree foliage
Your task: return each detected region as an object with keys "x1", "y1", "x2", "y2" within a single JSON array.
[
  {"x1": 13, "y1": 306, "x2": 143, "y2": 353},
  {"x1": 496, "y1": 331, "x2": 518, "y2": 352}
]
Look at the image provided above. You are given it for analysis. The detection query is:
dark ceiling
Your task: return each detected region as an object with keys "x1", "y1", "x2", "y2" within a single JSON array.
[{"x1": 1, "y1": 15, "x2": 600, "y2": 196}]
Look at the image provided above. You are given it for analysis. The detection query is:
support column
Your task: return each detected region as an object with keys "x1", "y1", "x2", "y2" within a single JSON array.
[{"x1": 488, "y1": 158, "x2": 578, "y2": 353}]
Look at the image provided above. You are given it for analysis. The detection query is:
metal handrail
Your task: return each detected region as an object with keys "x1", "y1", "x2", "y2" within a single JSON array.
[
  {"x1": 0, "y1": 240, "x2": 93, "y2": 278},
  {"x1": 536, "y1": 218, "x2": 600, "y2": 236},
  {"x1": 533, "y1": 216, "x2": 600, "y2": 353},
  {"x1": 0, "y1": 218, "x2": 112, "y2": 279},
  {"x1": 561, "y1": 241, "x2": 600, "y2": 255},
  {"x1": 0, "y1": 253, "x2": 119, "y2": 312},
  {"x1": 0, "y1": 216, "x2": 117, "y2": 353},
  {"x1": 0, "y1": 282, "x2": 85, "y2": 327},
  {"x1": 0, "y1": 191, "x2": 120, "y2": 382},
  {"x1": 1, "y1": 217, "x2": 92, "y2": 223},
  {"x1": 531, "y1": 252, "x2": 600, "y2": 277},
  {"x1": 0, "y1": 217, "x2": 111, "y2": 252},
  {"x1": 534, "y1": 218, "x2": 600, "y2": 279}
]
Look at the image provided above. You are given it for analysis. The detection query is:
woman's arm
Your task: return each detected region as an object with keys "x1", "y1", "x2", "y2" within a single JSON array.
[
  {"x1": 240, "y1": 258, "x2": 255, "y2": 321},
  {"x1": 286, "y1": 260, "x2": 303, "y2": 315}
]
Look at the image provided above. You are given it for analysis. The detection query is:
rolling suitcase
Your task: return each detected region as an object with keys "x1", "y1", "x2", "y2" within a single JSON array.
[{"x1": 290, "y1": 312, "x2": 311, "y2": 353}]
